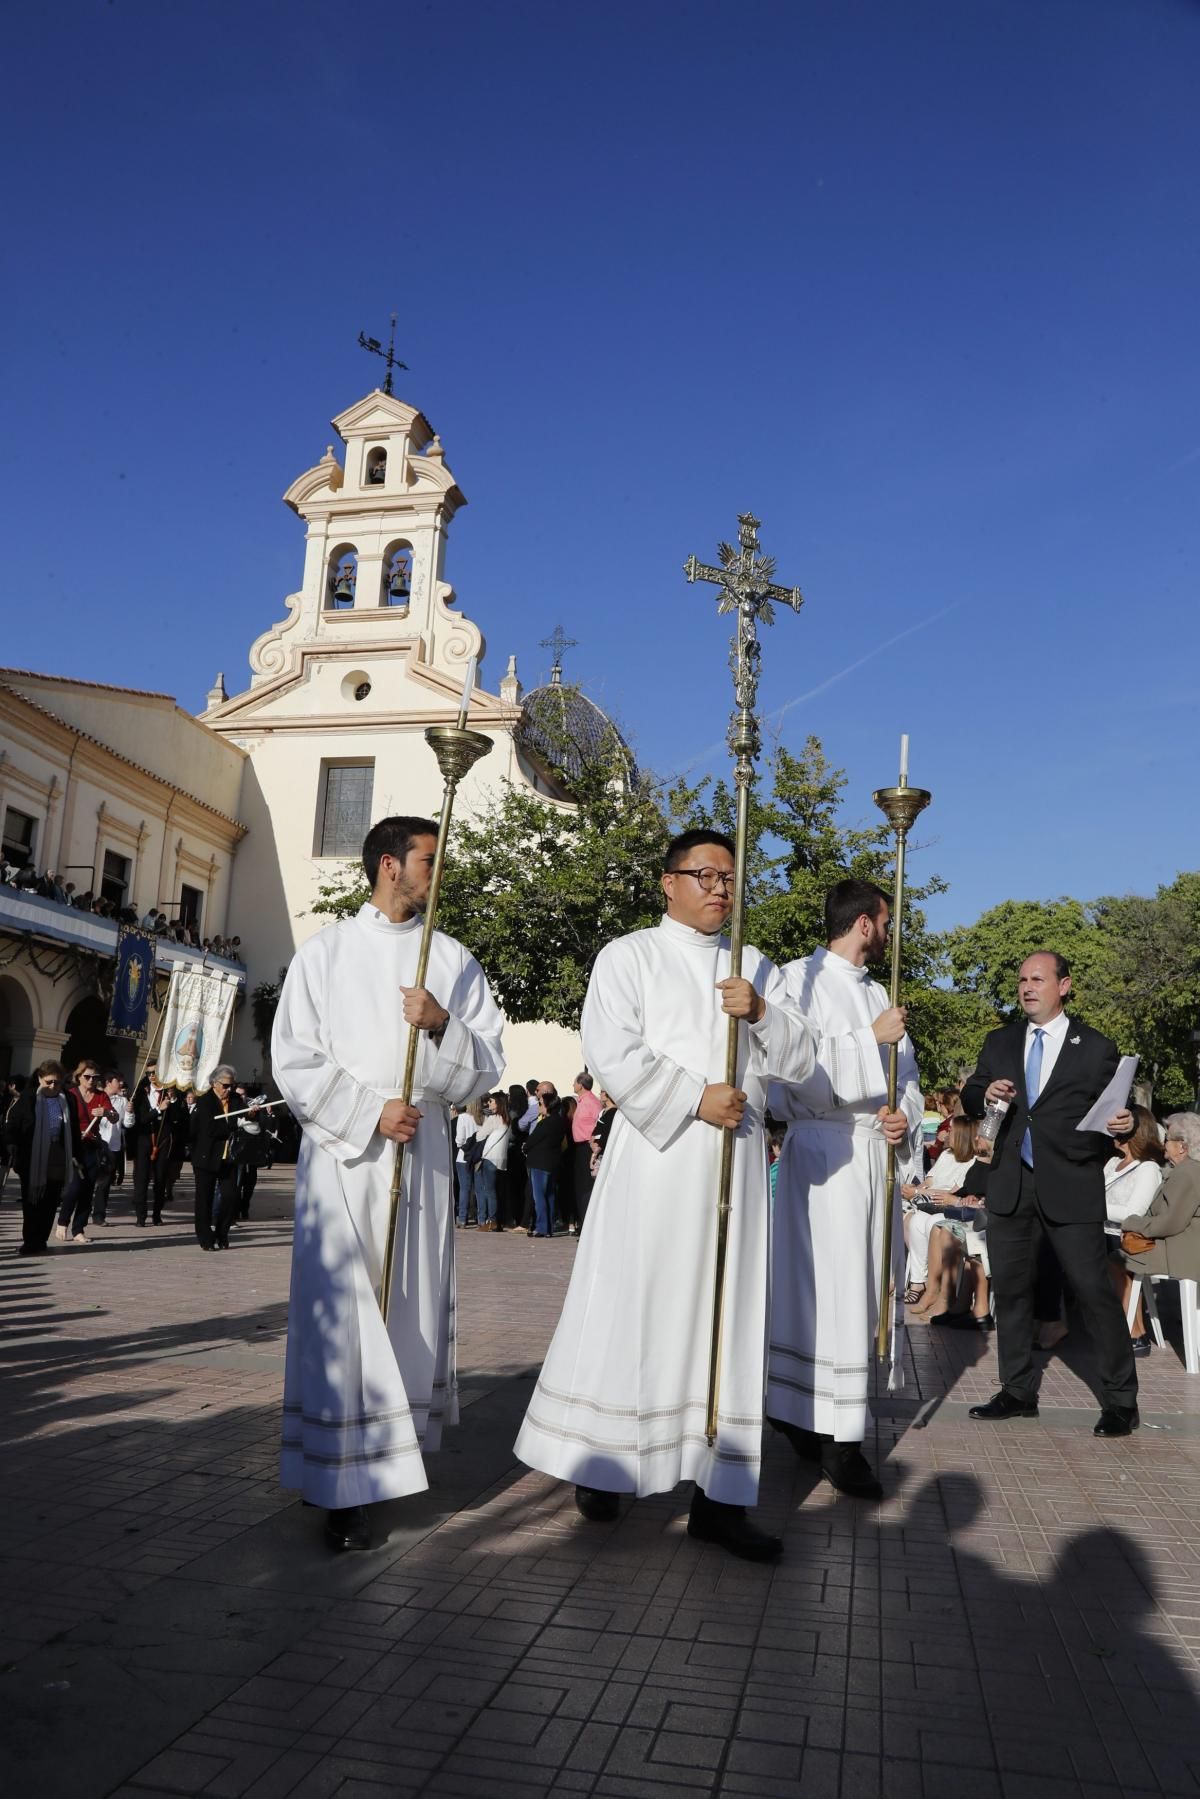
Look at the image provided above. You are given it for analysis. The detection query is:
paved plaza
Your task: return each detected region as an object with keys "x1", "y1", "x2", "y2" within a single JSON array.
[{"x1": 3, "y1": 1168, "x2": 1200, "y2": 1799}]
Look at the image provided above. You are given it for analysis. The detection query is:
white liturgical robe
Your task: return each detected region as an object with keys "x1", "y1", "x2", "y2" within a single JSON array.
[
  {"x1": 272, "y1": 904, "x2": 505, "y2": 1508},
  {"x1": 766, "y1": 947, "x2": 923, "y2": 1442},
  {"x1": 515, "y1": 916, "x2": 816, "y2": 1506}
]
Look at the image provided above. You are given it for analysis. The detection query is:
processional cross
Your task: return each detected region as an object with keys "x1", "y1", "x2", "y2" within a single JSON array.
[
  {"x1": 684, "y1": 512, "x2": 805, "y2": 1442},
  {"x1": 357, "y1": 311, "x2": 408, "y2": 395}
]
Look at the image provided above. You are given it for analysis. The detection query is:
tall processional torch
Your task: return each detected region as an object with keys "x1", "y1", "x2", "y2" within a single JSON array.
[
  {"x1": 872, "y1": 736, "x2": 930, "y2": 1361},
  {"x1": 377, "y1": 660, "x2": 492, "y2": 1324},
  {"x1": 685, "y1": 515, "x2": 804, "y2": 1443}
]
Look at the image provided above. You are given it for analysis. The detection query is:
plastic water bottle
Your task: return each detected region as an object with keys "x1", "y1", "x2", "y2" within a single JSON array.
[{"x1": 977, "y1": 1098, "x2": 1009, "y2": 1144}]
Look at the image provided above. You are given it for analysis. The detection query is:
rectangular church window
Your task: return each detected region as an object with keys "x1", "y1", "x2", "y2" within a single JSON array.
[
  {"x1": 316, "y1": 761, "x2": 375, "y2": 858},
  {"x1": 2, "y1": 806, "x2": 37, "y2": 869},
  {"x1": 180, "y1": 883, "x2": 204, "y2": 930},
  {"x1": 101, "y1": 849, "x2": 131, "y2": 907}
]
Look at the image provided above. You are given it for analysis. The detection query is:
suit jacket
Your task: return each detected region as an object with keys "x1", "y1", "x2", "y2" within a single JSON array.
[
  {"x1": 191, "y1": 1090, "x2": 236, "y2": 1175},
  {"x1": 1121, "y1": 1158, "x2": 1200, "y2": 1280},
  {"x1": 961, "y1": 1014, "x2": 1118, "y2": 1222}
]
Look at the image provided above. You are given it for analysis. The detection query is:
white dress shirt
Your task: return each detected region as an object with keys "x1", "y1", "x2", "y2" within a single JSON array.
[{"x1": 1024, "y1": 1008, "x2": 1071, "y2": 1099}]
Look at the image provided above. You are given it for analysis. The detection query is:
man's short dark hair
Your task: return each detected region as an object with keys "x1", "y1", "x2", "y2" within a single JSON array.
[
  {"x1": 1027, "y1": 949, "x2": 1071, "y2": 982},
  {"x1": 825, "y1": 878, "x2": 889, "y2": 943},
  {"x1": 526, "y1": 1079, "x2": 539, "y2": 1095},
  {"x1": 575, "y1": 1071, "x2": 594, "y2": 1090},
  {"x1": 362, "y1": 815, "x2": 438, "y2": 888},
  {"x1": 664, "y1": 828, "x2": 736, "y2": 872}
]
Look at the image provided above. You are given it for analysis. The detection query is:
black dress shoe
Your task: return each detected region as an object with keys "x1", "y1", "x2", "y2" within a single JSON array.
[
  {"x1": 324, "y1": 1505, "x2": 372, "y2": 1551},
  {"x1": 931, "y1": 1310, "x2": 995, "y2": 1333},
  {"x1": 819, "y1": 1442, "x2": 883, "y2": 1500},
  {"x1": 575, "y1": 1485, "x2": 621, "y2": 1522},
  {"x1": 687, "y1": 1489, "x2": 782, "y2": 1562},
  {"x1": 1094, "y1": 1406, "x2": 1139, "y2": 1437},
  {"x1": 1131, "y1": 1335, "x2": 1153, "y2": 1358},
  {"x1": 969, "y1": 1390, "x2": 1038, "y2": 1420},
  {"x1": 767, "y1": 1416, "x2": 823, "y2": 1462}
]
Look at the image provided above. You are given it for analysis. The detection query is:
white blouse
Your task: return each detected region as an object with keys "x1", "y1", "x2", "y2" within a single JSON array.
[
  {"x1": 1104, "y1": 1156, "x2": 1164, "y2": 1225},
  {"x1": 925, "y1": 1149, "x2": 975, "y2": 1195}
]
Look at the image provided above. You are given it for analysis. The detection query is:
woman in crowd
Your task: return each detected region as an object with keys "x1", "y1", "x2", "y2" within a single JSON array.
[
  {"x1": 902, "y1": 1115, "x2": 978, "y2": 1306},
  {"x1": 921, "y1": 1131, "x2": 995, "y2": 1330},
  {"x1": 454, "y1": 1097, "x2": 486, "y2": 1227},
  {"x1": 506, "y1": 1083, "x2": 530, "y2": 1227},
  {"x1": 524, "y1": 1090, "x2": 568, "y2": 1238},
  {"x1": 1112, "y1": 1112, "x2": 1200, "y2": 1357},
  {"x1": 191, "y1": 1065, "x2": 240, "y2": 1251},
  {"x1": 475, "y1": 1091, "x2": 509, "y2": 1232},
  {"x1": 925, "y1": 1086, "x2": 963, "y2": 1169},
  {"x1": 1104, "y1": 1105, "x2": 1166, "y2": 1224}
]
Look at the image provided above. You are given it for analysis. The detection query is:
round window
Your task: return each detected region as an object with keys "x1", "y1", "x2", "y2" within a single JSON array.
[{"x1": 354, "y1": 680, "x2": 371, "y2": 702}]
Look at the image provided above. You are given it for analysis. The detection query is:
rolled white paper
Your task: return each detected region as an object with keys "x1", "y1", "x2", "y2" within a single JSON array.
[
  {"x1": 459, "y1": 656, "x2": 477, "y2": 716},
  {"x1": 899, "y1": 733, "x2": 909, "y2": 783}
]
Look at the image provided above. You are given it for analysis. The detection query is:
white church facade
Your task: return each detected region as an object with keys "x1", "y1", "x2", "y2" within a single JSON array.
[{"x1": 0, "y1": 386, "x2": 583, "y2": 1089}]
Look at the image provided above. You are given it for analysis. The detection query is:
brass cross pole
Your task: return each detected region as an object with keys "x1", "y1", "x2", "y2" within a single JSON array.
[{"x1": 684, "y1": 513, "x2": 804, "y2": 1443}]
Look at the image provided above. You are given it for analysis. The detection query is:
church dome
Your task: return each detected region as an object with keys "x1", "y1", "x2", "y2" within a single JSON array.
[{"x1": 516, "y1": 675, "x2": 637, "y2": 790}]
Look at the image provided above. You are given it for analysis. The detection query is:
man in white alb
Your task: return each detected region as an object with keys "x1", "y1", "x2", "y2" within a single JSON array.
[
  {"x1": 272, "y1": 815, "x2": 505, "y2": 1551},
  {"x1": 766, "y1": 878, "x2": 922, "y2": 1499},
  {"x1": 515, "y1": 829, "x2": 816, "y2": 1561}
]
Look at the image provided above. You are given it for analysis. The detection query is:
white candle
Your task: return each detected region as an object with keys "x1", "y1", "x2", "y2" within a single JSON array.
[
  {"x1": 458, "y1": 656, "x2": 477, "y2": 717},
  {"x1": 899, "y1": 733, "x2": 909, "y2": 783}
]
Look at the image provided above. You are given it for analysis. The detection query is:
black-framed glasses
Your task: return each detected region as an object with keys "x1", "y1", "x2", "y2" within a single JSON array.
[{"x1": 669, "y1": 866, "x2": 736, "y2": 894}]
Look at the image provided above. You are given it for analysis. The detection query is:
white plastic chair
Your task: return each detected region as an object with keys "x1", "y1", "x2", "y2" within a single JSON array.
[{"x1": 1127, "y1": 1275, "x2": 1200, "y2": 1372}]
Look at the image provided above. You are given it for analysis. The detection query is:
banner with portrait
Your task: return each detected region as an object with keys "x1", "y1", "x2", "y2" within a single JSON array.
[
  {"x1": 155, "y1": 964, "x2": 239, "y2": 1094},
  {"x1": 107, "y1": 928, "x2": 155, "y2": 1041}
]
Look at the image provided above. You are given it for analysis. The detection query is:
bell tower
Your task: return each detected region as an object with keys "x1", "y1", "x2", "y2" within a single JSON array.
[{"x1": 242, "y1": 389, "x2": 479, "y2": 686}]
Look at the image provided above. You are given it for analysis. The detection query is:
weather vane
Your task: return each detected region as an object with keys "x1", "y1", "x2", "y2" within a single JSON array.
[
  {"x1": 357, "y1": 312, "x2": 408, "y2": 395},
  {"x1": 539, "y1": 624, "x2": 578, "y2": 685}
]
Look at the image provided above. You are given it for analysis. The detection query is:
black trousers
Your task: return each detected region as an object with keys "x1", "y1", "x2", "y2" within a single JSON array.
[
  {"x1": 131, "y1": 1138, "x2": 169, "y2": 1223},
  {"x1": 194, "y1": 1165, "x2": 239, "y2": 1248},
  {"x1": 91, "y1": 1146, "x2": 118, "y2": 1222},
  {"x1": 988, "y1": 1163, "x2": 1138, "y2": 1409},
  {"x1": 573, "y1": 1142, "x2": 594, "y2": 1228},
  {"x1": 20, "y1": 1176, "x2": 63, "y2": 1251}
]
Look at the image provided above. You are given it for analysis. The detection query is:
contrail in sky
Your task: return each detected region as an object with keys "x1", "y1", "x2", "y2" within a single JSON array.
[{"x1": 675, "y1": 601, "x2": 960, "y2": 777}]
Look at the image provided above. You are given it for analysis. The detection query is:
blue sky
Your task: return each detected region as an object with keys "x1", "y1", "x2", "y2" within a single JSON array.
[{"x1": 4, "y1": 0, "x2": 1198, "y2": 932}]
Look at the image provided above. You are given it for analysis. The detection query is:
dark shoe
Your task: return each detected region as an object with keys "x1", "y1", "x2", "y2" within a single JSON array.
[
  {"x1": 151, "y1": 1216, "x2": 163, "y2": 1226},
  {"x1": 819, "y1": 1442, "x2": 883, "y2": 1500},
  {"x1": 134, "y1": 1219, "x2": 146, "y2": 1228},
  {"x1": 575, "y1": 1485, "x2": 621, "y2": 1522},
  {"x1": 767, "y1": 1416, "x2": 823, "y2": 1462},
  {"x1": 324, "y1": 1505, "x2": 372, "y2": 1551},
  {"x1": 1094, "y1": 1406, "x2": 1139, "y2": 1437},
  {"x1": 931, "y1": 1310, "x2": 995, "y2": 1333},
  {"x1": 1131, "y1": 1335, "x2": 1154, "y2": 1358},
  {"x1": 200, "y1": 1243, "x2": 214, "y2": 1252},
  {"x1": 969, "y1": 1390, "x2": 1038, "y2": 1421},
  {"x1": 687, "y1": 1488, "x2": 782, "y2": 1562}
]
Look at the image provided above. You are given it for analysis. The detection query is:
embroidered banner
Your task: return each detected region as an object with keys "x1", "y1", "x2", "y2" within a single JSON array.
[
  {"x1": 156, "y1": 964, "x2": 239, "y2": 1094},
  {"x1": 107, "y1": 928, "x2": 155, "y2": 1041}
]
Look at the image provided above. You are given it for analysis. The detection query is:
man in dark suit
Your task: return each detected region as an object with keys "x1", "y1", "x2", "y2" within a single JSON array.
[{"x1": 962, "y1": 951, "x2": 1138, "y2": 1436}]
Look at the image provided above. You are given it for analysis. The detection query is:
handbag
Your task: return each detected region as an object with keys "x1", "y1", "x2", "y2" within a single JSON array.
[{"x1": 1120, "y1": 1229, "x2": 1156, "y2": 1255}]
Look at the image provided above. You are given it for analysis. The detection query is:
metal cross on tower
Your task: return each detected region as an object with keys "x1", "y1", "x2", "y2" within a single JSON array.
[
  {"x1": 539, "y1": 624, "x2": 578, "y2": 685},
  {"x1": 357, "y1": 312, "x2": 408, "y2": 395}
]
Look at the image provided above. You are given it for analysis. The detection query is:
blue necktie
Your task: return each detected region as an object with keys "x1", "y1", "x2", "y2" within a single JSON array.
[{"x1": 1021, "y1": 1028, "x2": 1044, "y2": 1168}]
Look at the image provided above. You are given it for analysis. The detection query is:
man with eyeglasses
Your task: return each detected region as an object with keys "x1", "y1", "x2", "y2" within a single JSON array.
[
  {"x1": 191, "y1": 1066, "x2": 242, "y2": 1250},
  {"x1": 516, "y1": 828, "x2": 816, "y2": 1562},
  {"x1": 5, "y1": 1061, "x2": 80, "y2": 1255},
  {"x1": 765, "y1": 878, "x2": 922, "y2": 1500}
]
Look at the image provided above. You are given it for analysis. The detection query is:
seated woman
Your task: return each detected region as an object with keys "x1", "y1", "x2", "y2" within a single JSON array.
[
  {"x1": 1104, "y1": 1105, "x2": 1166, "y2": 1225},
  {"x1": 909, "y1": 1131, "x2": 993, "y2": 1326},
  {"x1": 902, "y1": 1116, "x2": 977, "y2": 1305},
  {"x1": 1111, "y1": 1112, "x2": 1200, "y2": 1357}
]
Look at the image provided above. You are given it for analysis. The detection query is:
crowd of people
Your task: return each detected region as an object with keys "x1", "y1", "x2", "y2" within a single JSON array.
[
  {"x1": 0, "y1": 859, "x2": 244, "y2": 960},
  {"x1": 2, "y1": 1060, "x2": 288, "y2": 1254},
  {"x1": 451, "y1": 1073, "x2": 615, "y2": 1237}
]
